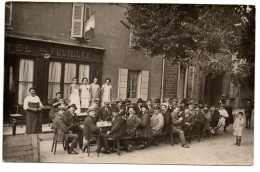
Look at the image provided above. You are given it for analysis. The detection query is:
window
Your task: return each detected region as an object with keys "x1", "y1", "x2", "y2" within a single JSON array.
[
  {"x1": 71, "y1": 3, "x2": 84, "y2": 38},
  {"x1": 186, "y1": 66, "x2": 195, "y2": 99},
  {"x1": 18, "y1": 59, "x2": 34, "y2": 105},
  {"x1": 48, "y1": 62, "x2": 62, "y2": 104},
  {"x1": 5, "y1": 2, "x2": 12, "y2": 27},
  {"x1": 129, "y1": 28, "x2": 137, "y2": 47},
  {"x1": 79, "y1": 64, "x2": 90, "y2": 84},
  {"x1": 127, "y1": 70, "x2": 139, "y2": 98},
  {"x1": 63, "y1": 63, "x2": 77, "y2": 100}
]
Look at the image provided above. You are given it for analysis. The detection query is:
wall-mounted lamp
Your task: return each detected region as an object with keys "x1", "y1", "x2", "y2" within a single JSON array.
[{"x1": 44, "y1": 53, "x2": 51, "y2": 59}]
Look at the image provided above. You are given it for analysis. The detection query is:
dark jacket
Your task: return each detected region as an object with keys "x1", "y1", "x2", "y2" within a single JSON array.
[
  {"x1": 107, "y1": 115, "x2": 126, "y2": 138},
  {"x1": 162, "y1": 110, "x2": 172, "y2": 134},
  {"x1": 98, "y1": 106, "x2": 112, "y2": 121},
  {"x1": 63, "y1": 110, "x2": 78, "y2": 127},
  {"x1": 244, "y1": 105, "x2": 253, "y2": 115},
  {"x1": 135, "y1": 105, "x2": 142, "y2": 117},
  {"x1": 53, "y1": 114, "x2": 70, "y2": 141},
  {"x1": 194, "y1": 111, "x2": 205, "y2": 125},
  {"x1": 225, "y1": 105, "x2": 233, "y2": 123},
  {"x1": 210, "y1": 110, "x2": 220, "y2": 127},
  {"x1": 83, "y1": 115, "x2": 100, "y2": 140},
  {"x1": 125, "y1": 114, "x2": 141, "y2": 137},
  {"x1": 171, "y1": 111, "x2": 185, "y2": 133},
  {"x1": 140, "y1": 111, "x2": 151, "y2": 138}
]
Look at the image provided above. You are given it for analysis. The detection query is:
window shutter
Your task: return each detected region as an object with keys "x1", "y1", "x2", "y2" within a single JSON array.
[
  {"x1": 5, "y1": 2, "x2": 12, "y2": 27},
  {"x1": 118, "y1": 68, "x2": 128, "y2": 99},
  {"x1": 140, "y1": 71, "x2": 149, "y2": 101},
  {"x1": 71, "y1": 3, "x2": 84, "y2": 38}
]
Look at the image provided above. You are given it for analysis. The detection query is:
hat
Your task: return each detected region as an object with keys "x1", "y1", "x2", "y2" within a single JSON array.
[
  {"x1": 155, "y1": 98, "x2": 161, "y2": 104},
  {"x1": 124, "y1": 99, "x2": 131, "y2": 103},
  {"x1": 137, "y1": 98, "x2": 143, "y2": 104},
  {"x1": 181, "y1": 99, "x2": 186, "y2": 104},
  {"x1": 116, "y1": 98, "x2": 123, "y2": 104},
  {"x1": 204, "y1": 104, "x2": 209, "y2": 108},
  {"x1": 67, "y1": 104, "x2": 77, "y2": 110},
  {"x1": 58, "y1": 105, "x2": 66, "y2": 110},
  {"x1": 160, "y1": 103, "x2": 168, "y2": 108},
  {"x1": 140, "y1": 103, "x2": 149, "y2": 109},
  {"x1": 88, "y1": 106, "x2": 96, "y2": 112},
  {"x1": 111, "y1": 106, "x2": 119, "y2": 113},
  {"x1": 153, "y1": 105, "x2": 161, "y2": 110},
  {"x1": 128, "y1": 104, "x2": 136, "y2": 110}
]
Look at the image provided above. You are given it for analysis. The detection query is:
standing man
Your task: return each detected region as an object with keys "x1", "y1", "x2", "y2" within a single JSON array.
[
  {"x1": 224, "y1": 99, "x2": 234, "y2": 132},
  {"x1": 90, "y1": 78, "x2": 101, "y2": 106},
  {"x1": 136, "y1": 98, "x2": 143, "y2": 116},
  {"x1": 244, "y1": 100, "x2": 253, "y2": 129},
  {"x1": 171, "y1": 107, "x2": 189, "y2": 148},
  {"x1": 23, "y1": 87, "x2": 43, "y2": 134},
  {"x1": 146, "y1": 99, "x2": 154, "y2": 114}
]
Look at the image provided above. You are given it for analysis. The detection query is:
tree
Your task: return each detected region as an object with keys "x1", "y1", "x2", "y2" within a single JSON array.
[{"x1": 123, "y1": 4, "x2": 255, "y2": 86}]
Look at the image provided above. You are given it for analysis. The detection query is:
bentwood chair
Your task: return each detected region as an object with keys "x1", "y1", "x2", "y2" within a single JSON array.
[
  {"x1": 51, "y1": 128, "x2": 66, "y2": 155},
  {"x1": 83, "y1": 135, "x2": 100, "y2": 157}
]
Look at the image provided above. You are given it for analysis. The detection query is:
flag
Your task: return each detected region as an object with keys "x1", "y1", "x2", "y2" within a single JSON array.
[{"x1": 84, "y1": 12, "x2": 95, "y2": 40}]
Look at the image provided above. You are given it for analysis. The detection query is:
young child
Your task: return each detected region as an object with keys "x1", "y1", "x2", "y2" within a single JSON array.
[{"x1": 233, "y1": 112, "x2": 245, "y2": 146}]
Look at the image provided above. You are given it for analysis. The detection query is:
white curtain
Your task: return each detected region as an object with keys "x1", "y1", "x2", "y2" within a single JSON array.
[
  {"x1": 48, "y1": 62, "x2": 62, "y2": 104},
  {"x1": 64, "y1": 63, "x2": 76, "y2": 100},
  {"x1": 79, "y1": 64, "x2": 90, "y2": 83},
  {"x1": 18, "y1": 59, "x2": 34, "y2": 105}
]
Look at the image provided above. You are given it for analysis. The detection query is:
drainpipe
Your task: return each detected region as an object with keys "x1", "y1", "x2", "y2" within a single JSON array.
[{"x1": 161, "y1": 57, "x2": 165, "y2": 103}]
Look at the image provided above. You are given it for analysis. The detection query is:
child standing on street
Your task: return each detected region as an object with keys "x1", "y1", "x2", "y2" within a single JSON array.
[{"x1": 233, "y1": 112, "x2": 245, "y2": 146}]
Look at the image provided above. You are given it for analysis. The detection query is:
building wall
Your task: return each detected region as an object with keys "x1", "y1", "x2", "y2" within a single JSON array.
[{"x1": 6, "y1": 2, "x2": 163, "y2": 103}]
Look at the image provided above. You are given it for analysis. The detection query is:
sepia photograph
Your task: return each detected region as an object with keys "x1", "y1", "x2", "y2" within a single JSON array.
[{"x1": 1, "y1": 0, "x2": 255, "y2": 166}]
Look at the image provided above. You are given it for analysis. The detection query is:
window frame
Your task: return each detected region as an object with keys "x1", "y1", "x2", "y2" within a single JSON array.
[{"x1": 127, "y1": 70, "x2": 140, "y2": 99}]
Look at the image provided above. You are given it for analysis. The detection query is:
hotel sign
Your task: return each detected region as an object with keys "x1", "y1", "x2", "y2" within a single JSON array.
[{"x1": 5, "y1": 38, "x2": 103, "y2": 62}]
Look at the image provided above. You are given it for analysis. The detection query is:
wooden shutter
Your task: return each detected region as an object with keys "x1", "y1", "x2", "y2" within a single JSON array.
[
  {"x1": 187, "y1": 66, "x2": 195, "y2": 98},
  {"x1": 140, "y1": 71, "x2": 149, "y2": 101},
  {"x1": 118, "y1": 68, "x2": 128, "y2": 99},
  {"x1": 71, "y1": 3, "x2": 84, "y2": 38},
  {"x1": 5, "y1": 2, "x2": 12, "y2": 26}
]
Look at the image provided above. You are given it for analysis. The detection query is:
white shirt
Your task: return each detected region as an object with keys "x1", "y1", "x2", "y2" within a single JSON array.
[
  {"x1": 23, "y1": 95, "x2": 43, "y2": 110},
  {"x1": 218, "y1": 109, "x2": 229, "y2": 118}
]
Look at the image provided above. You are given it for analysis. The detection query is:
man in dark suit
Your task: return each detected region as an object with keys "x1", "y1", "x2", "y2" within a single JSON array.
[
  {"x1": 102, "y1": 106, "x2": 126, "y2": 154},
  {"x1": 135, "y1": 98, "x2": 143, "y2": 116},
  {"x1": 53, "y1": 106, "x2": 79, "y2": 154},
  {"x1": 63, "y1": 104, "x2": 84, "y2": 150},
  {"x1": 98, "y1": 102, "x2": 112, "y2": 122}
]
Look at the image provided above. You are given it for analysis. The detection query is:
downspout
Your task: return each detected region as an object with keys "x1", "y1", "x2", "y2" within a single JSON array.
[{"x1": 161, "y1": 57, "x2": 165, "y2": 103}]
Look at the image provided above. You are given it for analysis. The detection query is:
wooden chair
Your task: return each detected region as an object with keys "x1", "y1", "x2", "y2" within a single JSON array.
[
  {"x1": 9, "y1": 114, "x2": 23, "y2": 128},
  {"x1": 83, "y1": 136, "x2": 100, "y2": 157},
  {"x1": 51, "y1": 128, "x2": 66, "y2": 155}
]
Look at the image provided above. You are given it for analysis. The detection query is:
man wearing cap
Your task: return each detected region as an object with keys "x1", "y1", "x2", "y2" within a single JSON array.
[
  {"x1": 244, "y1": 100, "x2": 253, "y2": 129},
  {"x1": 203, "y1": 104, "x2": 212, "y2": 137},
  {"x1": 171, "y1": 107, "x2": 189, "y2": 148},
  {"x1": 115, "y1": 98, "x2": 124, "y2": 115},
  {"x1": 98, "y1": 102, "x2": 112, "y2": 122},
  {"x1": 161, "y1": 103, "x2": 171, "y2": 135},
  {"x1": 136, "y1": 104, "x2": 151, "y2": 149},
  {"x1": 146, "y1": 99, "x2": 154, "y2": 114},
  {"x1": 63, "y1": 104, "x2": 84, "y2": 150},
  {"x1": 154, "y1": 98, "x2": 161, "y2": 107},
  {"x1": 123, "y1": 104, "x2": 141, "y2": 152},
  {"x1": 135, "y1": 98, "x2": 143, "y2": 116},
  {"x1": 150, "y1": 105, "x2": 164, "y2": 146},
  {"x1": 102, "y1": 106, "x2": 126, "y2": 154},
  {"x1": 224, "y1": 100, "x2": 234, "y2": 132},
  {"x1": 53, "y1": 106, "x2": 79, "y2": 154}
]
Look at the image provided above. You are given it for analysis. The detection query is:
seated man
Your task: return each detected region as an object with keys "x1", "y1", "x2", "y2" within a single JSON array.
[
  {"x1": 210, "y1": 105, "x2": 220, "y2": 135},
  {"x1": 123, "y1": 104, "x2": 141, "y2": 152},
  {"x1": 83, "y1": 106, "x2": 103, "y2": 152},
  {"x1": 182, "y1": 108, "x2": 195, "y2": 143},
  {"x1": 171, "y1": 107, "x2": 189, "y2": 148},
  {"x1": 203, "y1": 104, "x2": 212, "y2": 137},
  {"x1": 53, "y1": 106, "x2": 79, "y2": 154},
  {"x1": 193, "y1": 106, "x2": 205, "y2": 140},
  {"x1": 150, "y1": 105, "x2": 164, "y2": 146},
  {"x1": 63, "y1": 104, "x2": 83, "y2": 150},
  {"x1": 161, "y1": 103, "x2": 171, "y2": 135},
  {"x1": 102, "y1": 107, "x2": 126, "y2": 154},
  {"x1": 98, "y1": 102, "x2": 112, "y2": 122}
]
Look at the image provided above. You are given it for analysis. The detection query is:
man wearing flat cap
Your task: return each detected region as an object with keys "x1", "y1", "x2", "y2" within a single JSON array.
[
  {"x1": 53, "y1": 106, "x2": 79, "y2": 154},
  {"x1": 102, "y1": 106, "x2": 126, "y2": 154}
]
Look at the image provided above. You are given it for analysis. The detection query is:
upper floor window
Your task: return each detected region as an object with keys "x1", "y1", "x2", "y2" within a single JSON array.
[{"x1": 5, "y1": 2, "x2": 12, "y2": 28}]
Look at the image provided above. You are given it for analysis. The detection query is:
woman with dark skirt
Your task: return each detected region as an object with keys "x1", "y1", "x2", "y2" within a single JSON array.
[{"x1": 23, "y1": 87, "x2": 43, "y2": 134}]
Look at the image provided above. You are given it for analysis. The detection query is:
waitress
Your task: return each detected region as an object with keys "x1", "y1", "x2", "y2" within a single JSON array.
[
  {"x1": 23, "y1": 87, "x2": 43, "y2": 134},
  {"x1": 49, "y1": 92, "x2": 66, "y2": 122}
]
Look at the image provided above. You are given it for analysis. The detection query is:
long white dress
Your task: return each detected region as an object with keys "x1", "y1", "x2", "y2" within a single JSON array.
[
  {"x1": 69, "y1": 84, "x2": 81, "y2": 113},
  {"x1": 80, "y1": 84, "x2": 91, "y2": 109},
  {"x1": 101, "y1": 84, "x2": 112, "y2": 106}
]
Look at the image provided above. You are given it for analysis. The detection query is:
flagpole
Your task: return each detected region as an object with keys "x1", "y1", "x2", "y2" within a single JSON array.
[{"x1": 84, "y1": 11, "x2": 95, "y2": 23}]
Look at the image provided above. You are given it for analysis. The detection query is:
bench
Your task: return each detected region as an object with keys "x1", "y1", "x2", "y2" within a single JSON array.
[{"x1": 107, "y1": 132, "x2": 173, "y2": 156}]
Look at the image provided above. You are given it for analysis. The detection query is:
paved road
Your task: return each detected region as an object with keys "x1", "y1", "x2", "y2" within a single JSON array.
[{"x1": 40, "y1": 124, "x2": 254, "y2": 165}]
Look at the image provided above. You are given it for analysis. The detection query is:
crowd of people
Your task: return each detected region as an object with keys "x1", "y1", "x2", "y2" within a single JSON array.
[{"x1": 22, "y1": 77, "x2": 254, "y2": 155}]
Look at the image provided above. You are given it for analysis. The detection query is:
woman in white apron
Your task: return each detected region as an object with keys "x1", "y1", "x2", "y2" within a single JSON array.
[
  {"x1": 80, "y1": 77, "x2": 91, "y2": 112},
  {"x1": 101, "y1": 78, "x2": 112, "y2": 107},
  {"x1": 69, "y1": 77, "x2": 81, "y2": 113}
]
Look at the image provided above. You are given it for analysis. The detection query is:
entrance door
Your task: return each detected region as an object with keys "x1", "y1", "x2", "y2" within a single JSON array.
[{"x1": 203, "y1": 74, "x2": 223, "y2": 105}]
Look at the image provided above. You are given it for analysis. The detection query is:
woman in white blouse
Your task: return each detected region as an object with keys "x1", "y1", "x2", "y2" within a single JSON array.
[
  {"x1": 101, "y1": 78, "x2": 112, "y2": 107},
  {"x1": 23, "y1": 87, "x2": 43, "y2": 134},
  {"x1": 80, "y1": 77, "x2": 91, "y2": 112}
]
